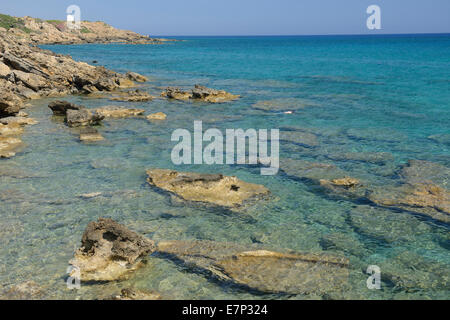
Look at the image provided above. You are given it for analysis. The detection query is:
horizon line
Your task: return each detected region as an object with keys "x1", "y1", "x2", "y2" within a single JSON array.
[{"x1": 151, "y1": 32, "x2": 450, "y2": 37}]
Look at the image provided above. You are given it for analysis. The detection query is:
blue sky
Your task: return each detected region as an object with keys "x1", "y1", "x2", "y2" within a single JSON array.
[{"x1": 1, "y1": 0, "x2": 449, "y2": 36}]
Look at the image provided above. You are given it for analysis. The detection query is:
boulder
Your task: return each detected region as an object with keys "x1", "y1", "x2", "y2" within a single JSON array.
[
  {"x1": 0, "y1": 90, "x2": 23, "y2": 117},
  {"x1": 146, "y1": 169, "x2": 270, "y2": 207},
  {"x1": 146, "y1": 112, "x2": 167, "y2": 120},
  {"x1": 191, "y1": 85, "x2": 240, "y2": 103},
  {"x1": 126, "y1": 71, "x2": 148, "y2": 83},
  {"x1": 161, "y1": 87, "x2": 192, "y2": 101},
  {"x1": 69, "y1": 218, "x2": 156, "y2": 281},
  {"x1": 95, "y1": 105, "x2": 145, "y2": 118},
  {"x1": 48, "y1": 100, "x2": 84, "y2": 116},
  {"x1": 65, "y1": 108, "x2": 104, "y2": 127}
]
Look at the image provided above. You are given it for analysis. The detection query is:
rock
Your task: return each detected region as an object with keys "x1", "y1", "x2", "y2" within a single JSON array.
[
  {"x1": 321, "y1": 177, "x2": 360, "y2": 188},
  {"x1": 65, "y1": 108, "x2": 104, "y2": 127},
  {"x1": 0, "y1": 116, "x2": 37, "y2": 126},
  {"x1": 110, "y1": 89, "x2": 153, "y2": 102},
  {"x1": 0, "y1": 281, "x2": 44, "y2": 300},
  {"x1": 428, "y1": 133, "x2": 450, "y2": 146},
  {"x1": 0, "y1": 90, "x2": 23, "y2": 117},
  {"x1": 0, "y1": 136, "x2": 22, "y2": 158},
  {"x1": 280, "y1": 130, "x2": 319, "y2": 148},
  {"x1": 117, "y1": 78, "x2": 135, "y2": 88},
  {"x1": 95, "y1": 105, "x2": 145, "y2": 118},
  {"x1": 79, "y1": 127, "x2": 104, "y2": 142},
  {"x1": 146, "y1": 112, "x2": 167, "y2": 120},
  {"x1": 161, "y1": 87, "x2": 192, "y2": 101},
  {"x1": 156, "y1": 240, "x2": 349, "y2": 295},
  {"x1": 48, "y1": 100, "x2": 84, "y2": 116},
  {"x1": 69, "y1": 218, "x2": 156, "y2": 281},
  {"x1": 348, "y1": 205, "x2": 432, "y2": 244},
  {"x1": 191, "y1": 85, "x2": 240, "y2": 103},
  {"x1": 252, "y1": 98, "x2": 319, "y2": 112},
  {"x1": 0, "y1": 60, "x2": 11, "y2": 77},
  {"x1": 111, "y1": 288, "x2": 162, "y2": 300},
  {"x1": 280, "y1": 159, "x2": 347, "y2": 182},
  {"x1": 399, "y1": 160, "x2": 450, "y2": 188},
  {"x1": 146, "y1": 169, "x2": 270, "y2": 207},
  {"x1": 161, "y1": 85, "x2": 240, "y2": 103},
  {"x1": 0, "y1": 122, "x2": 24, "y2": 136},
  {"x1": 79, "y1": 192, "x2": 103, "y2": 199},
  {"x1": 326, "y1": 152, "x2": 394, "y2": 165},
  {"x1": 368, "y1": 182, "x2": 450, "y2": 224},
  {"x1": 126, "y1": 72, "x2": 148, "y2": 83}
]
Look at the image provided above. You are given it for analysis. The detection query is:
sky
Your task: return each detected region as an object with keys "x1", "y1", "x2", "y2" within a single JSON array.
[{"x1": 1, "y1": 0, "x2": 449, "y2": 36}]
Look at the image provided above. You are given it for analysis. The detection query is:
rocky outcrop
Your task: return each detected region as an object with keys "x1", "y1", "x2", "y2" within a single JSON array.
[
  {"x1": 146, "y1": 112, "x2": 167, "y2": 120},
  {"x1": 2, "y1": 14, "x2": 174, "y2": 45},
  {"x1": 146, "y1": 169, "x2": 270, "y2": 207},
  {"x1": 95, "y1": 105, "x2": 145, "y2": 118},
  {"x1": 48, "y1": 100, "x2": 84, "y2": 116},
  {"x1": 156, "y1": 240, "x2": 349, "y2": 295},
  {"x1": 65, "y1": 108, "x2": 104, "y2": 127},
  {"x1": 161, "y1": 85, "x2": 240, "y2": 103},
  {"x1": 126, "y1": 72, "x2": 148, "y2": 83},
  {"x1": 69, "y1": 218, "x2": 156, "y2": 281},
  {"x1": 191, "y1": 85, "x2": 240, "y2": 103}
]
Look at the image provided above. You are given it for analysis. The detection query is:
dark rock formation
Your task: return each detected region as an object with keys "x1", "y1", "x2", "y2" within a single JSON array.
[{"x1": 69, "y1": 218, "x2": 156, "y2": 281}]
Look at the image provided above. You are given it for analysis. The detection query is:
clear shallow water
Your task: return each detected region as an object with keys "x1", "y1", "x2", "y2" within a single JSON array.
[{"x1": 1, "y1": 35, "x2": 449, "y2": 299}]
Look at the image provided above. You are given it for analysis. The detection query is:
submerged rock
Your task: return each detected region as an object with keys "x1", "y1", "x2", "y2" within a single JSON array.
[
  {"x1": 252, "y1": 98, "x2": 319, "y2": 112},
  {"x1": 65, "y1": 108, "x2": 104, "y2": 127},
  {"x1": 368, "y1": 182, "x2": 450, "y2": 224},
  {"x1": 0, "y1": 136, "x2": 22, "y2": 158},
  {"x1": 399, "y1": 160, "x2": 450, "y2": 188},
  {"x1": 326, "y1": 152, "x2": 394, "y2": 165},
  {"x1": 0, "y1": 116, "x2": 38, "y2": 126},
  {"x1": 110, "y1": 89, "x2": 154, "y2": 102},
  {"x1": 280, "y1": 130, "x2": 319, "y2": 148},
  {"x1": 146, "y1": 112, "x2": 167, "y2": 120},
  {"x1": 156, "y1": 240, "x2": 349, "y2": 295},
  {"x1": 95, "y1": 105, "x2": 145, "y2": 118},
  {"x1": 146, "y1": 169, "x2": 270, "y2": 207},
  {"x1": 280, "y1": 159, "x2": 347, "y2": 182},
  {"x1": 0, "y1": 281, "x2": 44, "y2": 300},
  {"x1": 79, "y1": 127, "x2": 104, "y2": 142},
  {"x1": 69, "y1": 218, "x2": 156, "y2": 281},
  {"x1": 111, "y1": 288, "x2": 162, "y2": 300}
]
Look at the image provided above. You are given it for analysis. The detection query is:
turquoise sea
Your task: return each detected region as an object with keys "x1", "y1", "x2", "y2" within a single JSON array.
[{"x1": 1, "y1": 35, "x2": 449, "y2": 299}]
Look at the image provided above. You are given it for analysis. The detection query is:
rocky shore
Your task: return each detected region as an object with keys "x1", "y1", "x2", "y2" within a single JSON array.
[{"x1": 0, "y1": 13, "x2": 175, "y2": 45}]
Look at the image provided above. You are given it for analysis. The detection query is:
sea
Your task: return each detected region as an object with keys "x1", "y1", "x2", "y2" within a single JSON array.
[{"x1": 1, "y1": 35, "x2": 449, "y2": 299}]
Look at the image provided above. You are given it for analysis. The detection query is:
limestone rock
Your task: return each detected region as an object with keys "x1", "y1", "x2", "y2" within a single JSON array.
[
  {"x1": 126, "y1": 72, "x2": 148, "y2": 82},
  {"x1": 65, "y1": 108, "x2": 104, "y2": 127},
  {"x1": 161, "y1": 87, "x2": 192, "y2": 101},
  {"x1": 48, "y1": 100, "x2": 84, "y2": 116},
  {"x1": 156, "y1": 240, "x2": 349, "y2": 295},
  {"x1": 146, "y1": 169, "x2": 270, "y2": 207},
  {"x1": 146, "y1": 112, "x2": 167, "y2": 120},
  {"x1": 111, "y1": 288, "x2": 162, "y2": 300},
  {"x1": 110, "y1": 89, "x2": 153, "y2": 102},
  {"x1": 79, "y1": 127, "x2": 104, "y2": 142},
  {"x1": 69, "y1": 218, "x2": 156, "y2": 281},
  {"x1": 191, "y1": 85, "x2": 240, "y2": 103}
]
